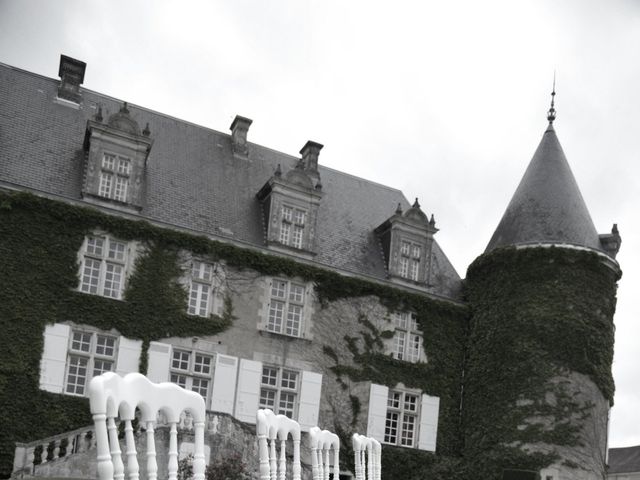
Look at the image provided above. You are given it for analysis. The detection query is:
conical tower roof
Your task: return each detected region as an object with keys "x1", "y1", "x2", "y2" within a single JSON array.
[{"x1": 486, "y1": 123, "x2": 602, "y2": 252}]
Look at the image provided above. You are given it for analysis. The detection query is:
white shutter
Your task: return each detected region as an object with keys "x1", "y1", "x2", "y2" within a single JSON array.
[
  {"x1": 297, "y1": 371, "x2": 322, "y2": 432},
  {"x1": 418, "y1": 394, "x2": 440, "y2": 451},
  {"x1": 367, "y1": 383, "x2": 389, "y2": 441},
  {"x1": 39, "y1": 323, "x2": 71, "y2": 393},
  {"x1": 146, "y1": 341, "x2": 172, "y2": 383},
  {"x1": 234, "y1": 359, "x2": 262, "y2": 424},
  {"x1": 211, "y1": 354, "x2": 238, "y2": 414},
  {"x1": 115, "y1": 337, "x2": 142, "y2": 375}
]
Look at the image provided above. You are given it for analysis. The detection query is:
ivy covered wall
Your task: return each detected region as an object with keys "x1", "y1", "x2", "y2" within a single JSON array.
[
  {"x1": 0, "y1": 192, "x2": 469, "y2": 478},
  {"x1": 463, "y1": 246, "x2": 620, "y2": 479}
]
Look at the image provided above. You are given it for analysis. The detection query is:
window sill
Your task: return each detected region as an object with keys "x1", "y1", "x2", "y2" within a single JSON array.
[{"x1": 258, "y1": 329, "x2": 312, "y2": 343}]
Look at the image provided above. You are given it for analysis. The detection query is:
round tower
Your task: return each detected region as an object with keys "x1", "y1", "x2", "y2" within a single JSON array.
[{"x1": 463, "y1": 99, "x2": 622, "y2": 479}]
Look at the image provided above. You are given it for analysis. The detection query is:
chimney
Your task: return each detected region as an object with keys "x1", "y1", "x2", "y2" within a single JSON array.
[
  {"x1": 57, "y1": 55, "x2": 86, "y2": 103},
  {"x1": 300, "y1": 140, "x2": 323, "y2": 173},
  {"x1": 230, "y1": 115, "x2": 253, "y2": 157}
]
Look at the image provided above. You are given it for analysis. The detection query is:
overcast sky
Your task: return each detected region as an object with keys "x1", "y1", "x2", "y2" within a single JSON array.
[{"x1": 1, "y1": 0, "x2": 638, "y2": 448}]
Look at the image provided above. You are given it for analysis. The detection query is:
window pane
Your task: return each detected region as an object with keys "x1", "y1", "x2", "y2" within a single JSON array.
[
  {"x1": 102, "y1": 153, "x2": 116, "y2": 170},
  {"x1": 294, "y1": 210, "x2": 305, "y2": 225},
  {"x1": 281, "y1": 206, "x2": 293, "y2": 222},
  {"x1": 292, "y1": 226, "x2": 303, "y2": 249},
  {"x1": 103, "y1": 263, "x2": 123, "y2": 298},
  {"x1": 71, "y1": 332, "x2": 92, "y2": 353},
  {"x1": 172, "y1": 351, "x2": 190, "y2": 371},
  {"x1": 188, "y1": 282, "x2": 209, "y2": 317},
  {"x1": 267, "y1": 300, "x2": 284, "y2": 333},
  {"x1": 93, "y1": 359, "x2": 113, "y2": 377},
  {"x1": 286, "y1": 305, "x2": 302, "y2": 337},
  {"x1": 86, "y1": 236, "x2": 104, "y2": 256},
  {"x1": 271, "y1": 280, "x2": 287, "y2": 299},
  {"x1": 114, "y1": 176, "x2": 128, "y2": 202},
  {"x1": 95, "y1": 335, "x2": 116, "y2": 357},
  {"x1": 411, "y1": 244, "x2": 421, "y2": 259},
  {"x1": 281, "y1": 370, "x2": 298, "y2": 390},
  {"x1": 404, "y1": 394, "x2": 419, "y2": 412},
  {"x1": 279, "y1": 392, "x2": 296, "y2": 418},
  {"x1": 289, "y1": 284, "x2": 304, "y2": 303},
  {"x1": 279, "y1": 222, "x2": 291, "y2": 245},
  {"x1": 384, "y1": 411, "x2": 399, "y2": 444},
  {"x1": 107, "y1": 241, "x2": 126, "y2": 262},
  {"x1": 81, "y1": 258, "x2": 101, "y2": 294},
  {"x1": 400, "y1": 415, "x2": 416, "y2": 446},
  {"x1": 395, "y1": 312, "x2": 408, "y2": 330},
  {"x1": 387, "y1": 391, "x2": 401, "y2": 409},
  {"x1": 399, "y1": 257, "x2": 409, "y2": 277},
  {"x1": 410, "y1": 260, "x2": 420, "y2": 281},
  {"x1": 393, "y1": 331, "x2": 406, "y2": 360},
  {"x1": 66, "y1": 356, "x2": 88, "y2": 395},
  {"x1": 407, "y1": 334, "x2": 423, "y2": 363},
  {"x1": 259, "y1": 389, "x2": 276, "y2": 409},
  {"x1": 262, "y1": 367, "x2": 278, "y2": 386},
  {"x1": 99, "y1": 172, "x2": 113, "y2": 198},
  {"x1": 192, "y1": 261, "x2": 213, "y2": 282},
  {"x1": 170, "y1": 374, "x2": 187, "y2": 389},
  {"x1": 191, "y1": 378, "x2": 209, "y2": 398},
  {"x1": 193, "y1": 354, "x2": 212, "y2": 375},
  {"x1": 400, "y1": 241, "x2": 410, "y2": 256},
  {"x1": 117, "y1": 157, "x2": 130, "y2": 175}
]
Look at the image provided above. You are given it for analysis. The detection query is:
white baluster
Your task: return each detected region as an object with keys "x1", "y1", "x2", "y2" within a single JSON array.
[
  {"x1": 292, "y1": 437, "x2": 301, "y2": 480},
  {"x1": 107, "y1": 417, "x2": 124, "y2": 480},
  {"x1": 146, "y1": 421, "x2": 158, "y2": 480},
  {"x1": 124, "y1": 419, "x2": 139, "y2": 480},
  {"x1": 278, "y1": 439, "x2": 286, "y2": 480},
  {"x1": 315, "y1": 449, "x2": 323, "y2": 480},
  {"x1": 333, "y1": 447, "x2": 340, "y2": 480},
  {"x1": 258, "y1": 430, "x2": 270, "y2": 480},
  {"x1": 193, "y1": 421, "x2": 206, "y2": 480},
  {"x1": 310, "y1": 445, "x2": 319, "y2": 480},
  {"x1": 324, "y1": 448, "x2": 330, "y2": 480},
  {"x1": 269, "y1": 438, "x2": 277, "y2": 480},
  {"x1": 167, "y1": 423, "x2": 179, "y2": 480},
  {"x1": 93, "y1": 413, "x2": 114, "y2": 480}
]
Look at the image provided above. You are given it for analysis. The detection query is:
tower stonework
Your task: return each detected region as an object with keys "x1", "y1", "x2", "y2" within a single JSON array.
[{"x1": 463, "y1": 121, "x2": 621, "y2": 479}]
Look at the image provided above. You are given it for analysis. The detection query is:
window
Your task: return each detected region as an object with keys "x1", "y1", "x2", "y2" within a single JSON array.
[
  {"x1": 384, "y1": 390, "x2": 420, "y2": 447},
  {"x1": 78, "y1": 235, "x2": 130, "y2": 299},
  {"x1": 187, "y1": 260, "x2": 218, "y2": 317},
  {"x1": 267, "y1": 279, "x2": 306, "y2": 337},
  {"x1": 280, "y1": 206, "x2": 307, "y2": 249},
  {"x1": 390, "y1": 312, "x2": 423, "y2": 363},
  {"x1": 65, "y1": 330, "x2": 117, "y2": 396},
  {"x1": 399, "y1": 240, "x2": 421, "y2": 281},
  {"x1": 170, "y1": 349, "x2": 213, "y2": 400},
  {"x1": 98, "y1": 153, "x2": 131, "y2": 202},
  {"x1": 259, "y1": 366, "x2": 299, "y2": 418}
]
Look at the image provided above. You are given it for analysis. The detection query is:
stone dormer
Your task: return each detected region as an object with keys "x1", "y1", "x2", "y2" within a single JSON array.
[
  {"x1": 375, "y1": 199, "x2": 438, "y2": 285},
  {"x1": 256, "y1": 142, "x2": 324, "y2": 256},
  {"x1": 82, "y1": 103, "x2": 153, "y2": 211}
]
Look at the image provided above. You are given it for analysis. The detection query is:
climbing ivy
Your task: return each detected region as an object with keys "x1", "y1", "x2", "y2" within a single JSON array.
[
  {"x1": 462, "y1": 246, "x2": 620, "y2": 478},
  {"x1": 0, "y1": 191, "x2": 469, "y2": 478}
]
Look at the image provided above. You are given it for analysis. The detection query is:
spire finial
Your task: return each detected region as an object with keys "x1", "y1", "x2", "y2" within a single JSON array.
[{"x1": 547, "y1": 72, "x2": 556, "y2": 124}]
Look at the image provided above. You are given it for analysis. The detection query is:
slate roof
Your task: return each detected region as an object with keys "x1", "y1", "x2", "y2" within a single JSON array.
[
  {"x1": 486, "y1": 123, "x2": 603, "y2": 253},
  {"x1": 0, "y1": 62, "x2": 461, "y2": 300},
  {"x1": 608, "y1": 446, "x2": 640, "y2": 474}
]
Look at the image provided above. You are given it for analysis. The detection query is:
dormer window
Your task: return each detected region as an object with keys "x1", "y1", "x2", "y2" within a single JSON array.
[
  {"x1": 399, "y1": 241, "x2": 422, "y2": 281},
  {"x1": 280, "y1": 206, "x2": 307, "y2": 249},
  {"x1": 83, "y1": 102, "x2": 152, "y2": 211},
  {"x1": 375, "y1": 199, "x2": 438, "y2": 287},
  {"x1": 99, "y1": 153, "x2": 131, "y2": 202},
  {"x1": 256, "y1": 141, "x2": 324, "y2": 256}
]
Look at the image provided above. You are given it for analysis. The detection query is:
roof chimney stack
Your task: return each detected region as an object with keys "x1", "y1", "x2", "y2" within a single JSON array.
[
  {"x1": 300, "y1": 140, "x2": 323, "y2": 174},
  {"x1": 230, "y1": 115, "x2": 252, "y2": 158},
  {"x1": 57, "y1": 55, "x2": 86, "y2": 103}
]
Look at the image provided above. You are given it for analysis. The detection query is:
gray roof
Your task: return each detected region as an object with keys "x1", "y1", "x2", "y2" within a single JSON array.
[
  {"x1": 486, "y1": 123, "x2": 602, "y2": 253},
  {"x1": 609, "y1": 446, "x2": 640, "y2": 474},
  {"x1": 0, "y1": 62, "x2": 461, "y2": 299}
]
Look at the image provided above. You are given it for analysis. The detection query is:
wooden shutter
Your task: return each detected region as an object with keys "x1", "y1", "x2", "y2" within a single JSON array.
[
  {"x1": 297, "y1": 371, "x2": 322, "y2": 431},
  {"x1": 115, "y1": 337, "x2": 142, "y2": 375},
  {"x1": 210, "y1": 354, "x2": 238, "y2": 414},
  {"x1": 146, "y1": 341, "x2": 172, "y2": 382},
  {"x1": 234, "y1": 359, "x2": 262, "y2": 424},
  {"x1": 40, "y1": 323, "x2": 71, "y2": 393},
  {"x1": 418, "y1": 394, "x2": 440, "y2": 451},
  {"x1": 367, "y1": 383, "x2": 389, "y2": 441}
]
